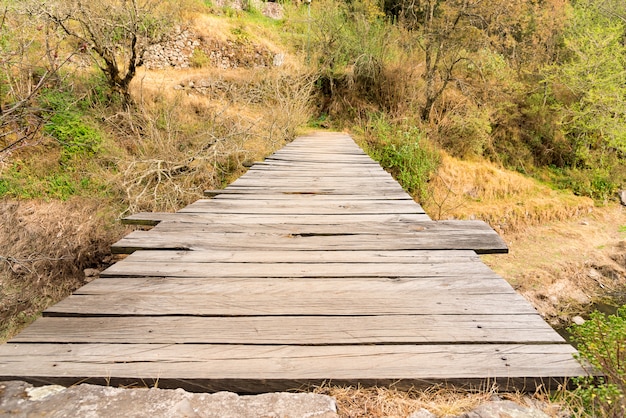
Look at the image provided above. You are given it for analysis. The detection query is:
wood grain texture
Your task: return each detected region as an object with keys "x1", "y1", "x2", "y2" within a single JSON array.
[
  {"x1": 11, "y1": 315, "x2": 564, "y2": 344},
  {"x1": 74, "y1": 276, "x2": 514, "y2": 295},
  {"x1": 0, "y1": 344, "x2": 585, "y2": 386},
  {"x1": 121, "y1": 212, "x2": 432, "y2": 226},
  {"x1": 100, "y1": 260, "x2": 497, "y2": 278},
  {"x1": 43, "y1": 291, "x2": 536, "y2": 317},
  {"x1": 111, "y1": 229, "x2": 508, "y2": 254},
  {"x1": 112, "y1": 249, "x2": 481, "y2": 264},
  {"x1": 0, "y1": 132, "x2": 584, "y2": 392}
]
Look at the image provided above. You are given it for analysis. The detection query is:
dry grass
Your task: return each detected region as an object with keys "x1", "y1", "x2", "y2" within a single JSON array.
[
  {"x1": 311, "y1": 384, "x2": 567, "y2": 417},
  {"x1": 0, "y1": 198, "x2": 127, "y2": 341},
  {"x1": 422, "y1": 153, "x2": 594, "y2": 233},
  {"x1": 119, "y1": 63, "x2": 314, "y2": 214},
  {"x1": 483, "y1": 204, "x2": 626, "y2": 326}
]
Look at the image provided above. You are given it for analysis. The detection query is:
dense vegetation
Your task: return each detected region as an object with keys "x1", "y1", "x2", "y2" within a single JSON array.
[
  {"x1": 0, "y1": 0, "x2": 625, "y2": 416},
  {"x1": 566, "y1": 306, "x2": 626, "y2": 417},
  {"x1": 297, "y1": 0, "x2": 625, "y2": 202},
  {"x1": 1, "y1": 0, "x2": 624, "y2": 203}
]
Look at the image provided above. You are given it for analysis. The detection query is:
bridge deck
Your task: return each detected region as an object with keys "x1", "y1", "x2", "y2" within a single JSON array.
[{"x1": 0, "y1": 132, "x2": 585, "y2": 392}]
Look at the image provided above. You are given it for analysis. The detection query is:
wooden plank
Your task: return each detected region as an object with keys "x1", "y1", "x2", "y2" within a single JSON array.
[
  {"x1": 106, "y1": 249, "x2": 481, "y2": 264},
  {"x1": 71, "y1": 276, "x2": 518, "y2": 295},
  {"x1": 177, "y1": 200, "x2": 424, "y2": 215},
  {"x1": 44, "y1": 291, "x2": 536, "y2": 316},
  {"x1": 120, "y1": 213, "x2": 432, "y2": 227},
  {"x1": 111, "y1": 230, "x2": 508, "y2": 254},
  {"x1": 207, "y1": 193, "x2": 414, "y2": 200},
  {"x1": 235, "y1": 171, "x2": 397, "y2": 178},
  {"x1": 227, "y1": 179, "x2": 405, "y2": 188},
  {"x1": 11, "y1": 315, "x2": 564, "y2": 344},
  {"x1": 148, "y1": 220, "x2": 500, "y2": 235},
  {"x1": 220, "y1": 189, "x2": 411, "y2": 195},
  {"x1": 0, "y1": 343, "x2": 586, "y2": 391},
  {"x1": 100, "y1": 260, "x2": 497, "y2": 278}
]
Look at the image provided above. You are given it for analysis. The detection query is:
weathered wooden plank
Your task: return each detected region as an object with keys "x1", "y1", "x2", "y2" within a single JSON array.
[
  {"x1": 227, "y1": 180, "x2": 405, "y2": 189},
  {"x1": 247, "y1": 162, "x2": 381, "y2": 171},
  {"x1": 71, "y1": 276, "x2": 518, "y2": 295},
  {"x1": 207, "y1": 192, "x2": 414, "y2": 200},
  {"x1": 111, "y1": 230, "x2": 507, "y2": 254},
  {"x1": 44, "y1": 292, "x2": 536, "y2": 316},
  {"x1": 211, "y1": 187, "x2": 414, "y2": 195},
  {"x1": 148, "y1": 220, "x2": 500, "y2": 235},
  {"x1": 177, "y1": 200, "x2": 424, "y2": 214},
  {"x1": 120, "y1": 213, "x2": 432, "y2": 227},
  {"x1": 235, "y1": 171, "x2": 397, "y2": 178},
  {"x1": 100, "y1": 260, "x2": 496, "y2": 278},
  {"x1": 0, "y1": 343, "x2": 586, "y2": 391},
  {"x1": 10, "y1": 315, "x2": 564, "y2": 344},
  {"x1": 107, "y1": 249, "x2": 481, "y2": 264}
]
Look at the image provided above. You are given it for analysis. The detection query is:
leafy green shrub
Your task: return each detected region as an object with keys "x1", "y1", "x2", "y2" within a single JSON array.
[
  {"x1": 359, "y1": 114, "x2": 440, "y2": 201},
  {"x1": 190, "y1": 48, "x2": 210, "y2": 68},
  {"x1": 40, "y1": 89, "x2": 103, "y2": 163},
  {"x1": 545, "y1": 166, "x2": 621, "y2": 203},
  {"x1": 567, "y1": 306, "x2": 626, "y2": 417}
]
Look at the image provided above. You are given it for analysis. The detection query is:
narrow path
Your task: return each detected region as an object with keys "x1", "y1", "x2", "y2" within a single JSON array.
[{"x1": 0, "y1": 132, "x2": 585, "y2": 392}]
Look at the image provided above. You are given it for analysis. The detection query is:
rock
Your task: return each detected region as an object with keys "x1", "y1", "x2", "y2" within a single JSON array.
[
  {"x1": 26, "y1": 384, "x2": 66, "y2": 400},
  {"x1": 572, "y1": 315, "x2": 585, "y2": 326},
  {"x1": 262, "y1": 2, "x2": 284, "y2": 19},
  {"x1": 0, "y1": 381, "x2": 338, "y2": 418},
  {"x1": 273, "y1": 53, "x2": 285, "y2": 67},
  {"x1": 454, "y1": 400, "x2": 551, "y2": 418},
  {"x1": 620, "y1": 190, "x2": 626, "y2": 206},
  {"x1": 407, "y1": 408, "x2": 437, "y2": 418},
  {"x1": 84, "y1": 268, "x2": 99, "y2": 278}
]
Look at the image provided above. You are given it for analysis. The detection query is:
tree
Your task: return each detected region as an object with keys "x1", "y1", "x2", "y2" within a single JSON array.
[
  {"x1": 28, "y1": 0, "x2": 172, "y2": 106},
  {"x1": 390, "y1": 0, "x2": 565, "y2": 122},
  {"x1": 0, "y1": 3, "x2": 72, "y2": 160},
  {"x1": 388, "y1": 0, "x2": 488, "y2": 120},
  {"x1": 551, "y1": 0, "x2": 626, "y2": 165}
]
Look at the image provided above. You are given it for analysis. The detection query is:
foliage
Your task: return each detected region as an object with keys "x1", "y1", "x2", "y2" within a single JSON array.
[
  {"x1": 28, "y1": 0, "x2": 173, "y2": 105},
  {"x1": 295, "y1": 0, "x2": 396, "y2": 114},
  {"x1": 0, "y1": 163, "x2": 106, "y2": 200},
  {"x1": 548, "y1": 0, "x2": 626, "y2": 167},
  {"x1": 190, "y1": 48, "x2": 211, "y2": 68},
  {"x1": 39, "y1": 88, "x2": 103, "y2": 162},
  {"x1": 567, "y1": 306, "x2": 626, "y2": 417},
  {"x1": 0, "y1": 2, "x2": 73, "y2": 161},
  {"x1": 358, "y1": 114, "x2": 440, "y2": 201},
  {"x1": 546, "y1": 166, "x2": 621, "y2": 203},
  {"x1": 437, "y1": 102, "x2": 492, "y2": 159}
]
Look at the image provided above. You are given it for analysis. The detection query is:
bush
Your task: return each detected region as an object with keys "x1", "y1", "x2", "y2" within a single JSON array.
[
  {"x1": 544, "y1": 166, "x2": 622, "y2": 204},
  {"x1": 358, "y1": 114, "x2": 440, "y2": 201},
  {"x1": 567, "y1": 306, "x2": 626, "y2": 417},
  {"x1": 190, "y1": 48, "x2": 211, "y2": 68},
  {"x1": 40, "y1": 89, "x2": 103, "y2": 163}
]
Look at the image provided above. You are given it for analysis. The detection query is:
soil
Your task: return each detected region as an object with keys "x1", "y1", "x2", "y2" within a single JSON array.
[{"x1": 482, "y1": 203, "x2": 626, "y2": 328}]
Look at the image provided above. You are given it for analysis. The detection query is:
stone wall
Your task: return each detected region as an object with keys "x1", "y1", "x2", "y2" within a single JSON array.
[
  {"x1": 143, "y1": 28, "x2": 200, "y2": 70},
  {"x1": 142, "y1": 3, "x2": 284, "y2": 71}
]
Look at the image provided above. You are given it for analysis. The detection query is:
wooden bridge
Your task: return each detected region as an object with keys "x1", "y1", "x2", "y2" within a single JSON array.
[{"x1": 0, "y1": 132, "x2": 585, "y2": 392}]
